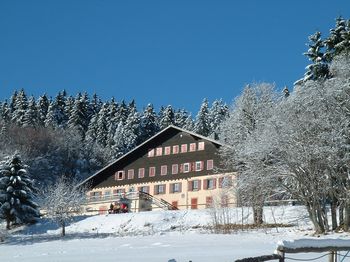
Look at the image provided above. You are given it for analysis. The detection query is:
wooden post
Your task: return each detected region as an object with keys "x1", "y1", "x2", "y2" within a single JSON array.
[{"x1": 328, "y1": 251, "x2": 336, "y2": 262}]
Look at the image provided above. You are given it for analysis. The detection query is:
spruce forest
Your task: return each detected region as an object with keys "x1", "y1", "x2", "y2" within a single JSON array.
[{"x1": 0, "y1": 91, "x2": 229, "y2": 184}]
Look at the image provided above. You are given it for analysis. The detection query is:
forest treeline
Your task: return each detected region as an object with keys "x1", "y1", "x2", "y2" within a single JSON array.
[{"x1": 0, "y1": 91, "x2": 229, "y2": 183}]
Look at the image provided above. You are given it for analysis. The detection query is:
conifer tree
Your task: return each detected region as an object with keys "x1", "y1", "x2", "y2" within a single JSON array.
[
  {"x1": 209, "y1": 99, "x2": 229, "y2": 138},
  {"x1": 37, "y1": 94, "x2": 49, "y2": 126},
  {"x1": 0, "y1": 154, "x2": 39, "y2": 229},
  {"x1": 159, "y1": 105, "x2": 174, "y2": 129},
  {"x1": 22, "y1": 96, "x2": 40, "y2": 128},
  {"x1": 96, "y1": 103, "x2": 109, "y2": 146},
  {"x1": 140, "y1": 104, "x2": 159, "y2": 141},
  {"x1": 0, "y1": 100, "x2": 11, "y2": 123},
  {"x1": 11, "y1": 89, "x2": 28, "y2": 126},
  {"x1": 194, "y1": 98, "x2": 210, "y2": 136}
]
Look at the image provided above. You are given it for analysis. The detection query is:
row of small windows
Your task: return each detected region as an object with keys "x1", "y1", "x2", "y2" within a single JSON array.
[
  {"x1": 90, "y1": 177, "x2": 230, "y2": 200},
  {"x1": 115, "y1": 160, "x2": 214, "y2": 181},
  {"x1": 148, "y1": 142, "x2": 205, "y2": 157}
]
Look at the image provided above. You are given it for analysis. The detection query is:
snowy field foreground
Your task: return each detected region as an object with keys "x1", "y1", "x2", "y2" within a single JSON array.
[{"x1": 1, "y1": 206, "x2": 350, "y2": 262}]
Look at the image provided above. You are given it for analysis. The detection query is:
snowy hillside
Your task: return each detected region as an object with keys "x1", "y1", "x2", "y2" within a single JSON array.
[{"x1": 0, "y1": 206, "x2": 349, "y2": 262}]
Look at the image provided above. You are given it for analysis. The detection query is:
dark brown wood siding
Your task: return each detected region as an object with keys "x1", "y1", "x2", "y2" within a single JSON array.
[{"x1": 90, "y1": 128, "x2": 224, "y2": 189}]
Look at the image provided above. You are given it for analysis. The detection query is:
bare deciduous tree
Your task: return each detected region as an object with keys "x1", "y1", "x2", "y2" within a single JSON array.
[{"x1": 40, "y1": 176, "x2": 88, "y2": 237}]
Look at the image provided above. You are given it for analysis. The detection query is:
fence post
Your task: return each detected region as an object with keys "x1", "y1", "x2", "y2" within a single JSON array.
[
  {"x1": 328, "y1": 251, "x2": 336, "y2": 262},
  {"x1": 279, "y1": 251, "x2": 285, "y2": 262}
]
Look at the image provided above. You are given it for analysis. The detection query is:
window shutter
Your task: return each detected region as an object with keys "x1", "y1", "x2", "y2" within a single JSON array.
[
  {"x1": 188, "y1": 181, "x2": 193, "y2": 191},
  {"x1": 198, "y1": 180, "x2": 202, "y2": 190},
  {"x1": 180, "y1": 164, "x2": 184, "y2": 173},
  {"x1": 146, "y1": 186, "x2": 150, "y2": 193},
  {"x1": 203, "y1": 179, "x2": 208, "y2": 190},
  {"x1": 154, "y1": 185, "x2": 158, "y2": 195},
  {"x1": 170, "y1": 184, "x2": 174, "y2": 193},
  {"x1": 219, "y1": 177, "x2": 223, "y2": 188},
  {"x1": 179, "y1": 183, "x2": 182, "y2": 193},
  {"x1": 201, "y1": 161, "x2": 204, "y2": 171},
  {"x1": 213, "y1": 178, "x2": 217, "y2": 189},
  {"x1": 191, "y1": 162, "x2": 195, "y2": 172}
]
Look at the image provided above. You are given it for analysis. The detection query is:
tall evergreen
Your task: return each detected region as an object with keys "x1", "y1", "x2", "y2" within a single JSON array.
[
  {"x1": 11, "y1": 89, "x2": 28, "y2": 126},
  {"x1": 37, "y1": 94, "x2": 49, "y2": 126},
  {"x1": 0, "y1": 100, "x2": 11, "y2": 123},
  {"x1": 0, "y1": 154, "x2": 39, "y2": 229},
  {"x1": 96, "y1": 103, "x2": 109, "y2": 147},
  {"x1": 67, "y1": 93, "x2": 90, "y2": 140},
  {"x1": 22, "y1": 96, "x2": 40, "y2": 128},
  {"x1": 194, "y1": 98, "x2": 210, "y2": 136},
  {"x1": 140, "y1": 104, "x2": 159, "y2": 141},
  {"x1": 159, "y1": 105, "x2": 175, "y2": 129},
  {"x1": 209, "y1": 99, "x2": 229, "y2": 138}
]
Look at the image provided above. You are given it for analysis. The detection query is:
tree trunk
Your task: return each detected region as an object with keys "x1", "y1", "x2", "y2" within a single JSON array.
[
  {"x1": 330, "y1": 200, "x2": 338, "y2": 231},
  {"x1": 344, "y1": 202, "x2": 350, "y2": 231},
  {"x1": 6, "y1": 218, "x2": 10, "y2": 230},
  {"x1": 61, "y1": 221, "x2": 66, "y2": 237},
  {"x1": 339, "y1": 202, "x2": 344, "y2": 229},
  {"x1": 253, "y1": 206, "x2": 263, "y2": 225}
]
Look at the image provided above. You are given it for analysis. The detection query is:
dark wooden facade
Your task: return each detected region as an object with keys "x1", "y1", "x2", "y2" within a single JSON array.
[{"x1": 82, "y1": 125, "x2": 225, "y2": 190}]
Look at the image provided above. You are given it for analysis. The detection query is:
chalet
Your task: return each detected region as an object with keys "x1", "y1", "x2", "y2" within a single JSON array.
[{"x1": 80, "y1": 125, "x2": 236, "y2": 214}]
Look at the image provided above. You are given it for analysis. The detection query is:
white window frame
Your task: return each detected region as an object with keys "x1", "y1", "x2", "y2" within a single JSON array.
[
  {"x1": 156, "y1": 147, "x2": 163, "y2": 156},
  {"x1": 192, "y1": 180, "x2": 199, "y2": 191},
  {"x1": 207, "y1": 159, "x2": 214, "y2": 170},
  {"x1": 138, "y1": 168, "x2": 145, "y2": 178},
  {"x1": 164, "y1": 146, "x2": 171, "y2": 155},
  {"x1": 172, "y1": 164, "x2": 178, "y2": 174},
  {"x1": 189, "y1": 143, "x2": 196, "y2": 152},
  {"x1": 127, "y1": 169, "x2": 134, "y2": 179},
  {"x1": 172, "y1": 145, "x2": 179, "y2": 154},
  {"x1": 181, "y1": 144, "x2": 188, "y2": 153},
  {"x1": 195, "y1": 161, "x2": 202, "y2": 171},
  {"x1": 115, "y1": 171, "x2": 124, "y2": 180},
  {"x1": 198, "y1": 142, "x2": 205, "y2": 151},
  {"x1": 161, "y1": 165, "x2": 167, "y2": 176},
  {"x1": 148, "y1": 149, "x2": 154, "y2": 157},
  {"x1": 183, "y1": 163, "x2": 190, "y2": 173},
  {"x1": 149, "y1": 166, "x2": 156, "y2": 177}
]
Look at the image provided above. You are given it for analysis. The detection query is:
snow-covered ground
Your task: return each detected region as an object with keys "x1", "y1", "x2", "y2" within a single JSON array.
[{"x1": 1, "y1": 206, "x2": 350, "y2": 262}]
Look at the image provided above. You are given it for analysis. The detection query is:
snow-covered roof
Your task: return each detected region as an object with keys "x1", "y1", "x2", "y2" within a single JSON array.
[{"x1": 78, "y1": 125, "x2": 226, "y2": 187}]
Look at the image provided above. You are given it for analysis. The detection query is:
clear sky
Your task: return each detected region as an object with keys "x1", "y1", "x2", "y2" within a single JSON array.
[{"x1": 0, "y1": 1, "x2": 349, "y2": 114}]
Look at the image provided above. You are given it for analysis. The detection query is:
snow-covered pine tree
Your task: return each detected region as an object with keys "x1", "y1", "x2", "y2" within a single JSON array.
[
  {"x1": 11, "y1": 89, "x2": 28, "y2": 126},
  {"x1": 123, "y1": 109, "x2": 141, "y2": 152},
  {"x1": 194, "y1": 98, "x2": 211, "y2": 136},
  {"x1": 0, "y1": 154, "x2": 39, "y2": 229},
  {"x1": 174, "y1": 109, "x2": 190, "y2": 129},
  {"x1": 140, "y1": 103, "x2": 159, "y2": 141},
  {"x1": 22, "y1": 96, "x2": 40, "y2": 128},
  {"x1": 89, "y1": 93, "x2": 102, "y2": 118},
  {"x1": 117, "y1": 100, "x2": 129, "y2": 124},
  {"x1": 67, "y1": 93, "x2": 90, "y2": 140},
  {"x1": 9, "y1": 91, "x2": 17, "y2": 114},
  {"x1": 36, "y1": 94, "x2": 49, "y2": 126},
  {"x1": 0, "y1": 100, "x2": 11, "y2": 123},
  {"x1": 159, "y1": 105, "x2": 175, "y2": 130},
  {"x1": 96, "y1": 103, "x2": 109, "y2": 147},
  {"x1": 324, "y1": 17, "x2": 348, "y2": 61},
  {"x1": 111, "y1": 121, "x2": 126, "y2": 158},
  {"x1": 208, "y1": 99, "x2": 229, "y2": 139}
]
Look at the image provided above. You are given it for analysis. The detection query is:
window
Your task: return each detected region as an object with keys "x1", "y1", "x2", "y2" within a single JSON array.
[
  {"x1": 127, "y1": 169, "x2": 134, "y2": 179},
  {"x1": 204, "y1": 178, "x2": 216, "y2": 190},
  {"x1": 156, "y1": 147, "x2": 163, "y2": 156},
  {"x1": 207, "y1": 159, "x2": 214, "y2": 170},
  {"x1": 154, "y1": 184, "x2": 166, "y2": 195},
  {"x1": 148, "y1": 149, "x2": 154, "y2": 157},
  {"x1": 181, "y1": 144, "x2": 188, "y2": 153},
  {"x1": 172, "y1": 145, "x2": 179, "y2": 154},
  {"x1": 138, "y1": 186, "x2": 149, "y2": 193},
  {"x1": 170, "y1": 183, "x2": 182, "y2": 193},
  {"x1": 138, "y1": 168, "x2": 145, "y2": 178},
  {"x1": 164, "y1": 146, "x2": 171, "y2": 155},
  {"x1": 149, "y1": 167, "x2": 156, "y2": 177},
  {"x1": 188, "y1": 180, "x2": 201, "y2": 191},
  {"x1": 115, "y1": 171, "x2": 124, "y2": 180},
  {"x1": 195, "y1": 161, "x2": 204, "y2": 171},
  {"x1": 198, "y1": 141, "x2": 205, "y2": 150},
  {"x1": 172, "y1": 164, "x2": 178, "y2": 174},
  {"x1": 189, "y1": 143, "x2": 196, "y2": 152},
  {"x1": 90, "y1": 191, "x2": 101, "y2": 200},
  {"x1": 113, "y1": 189, "x2": 125, "y2": 195},
  {"x1": 104, "y1": 191, "x2": 111, "y2": 200},
  {"x1": 183, "y1": 163, "x2": 190, "y2": 173},
  {"x1": 161, "y1": 165, "x2": 168, "y2": 176}
]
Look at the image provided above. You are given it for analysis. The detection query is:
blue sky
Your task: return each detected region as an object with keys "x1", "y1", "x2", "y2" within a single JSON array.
[{"x1": 0, "y1": 1, "x2": 349, "y2": 114}]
